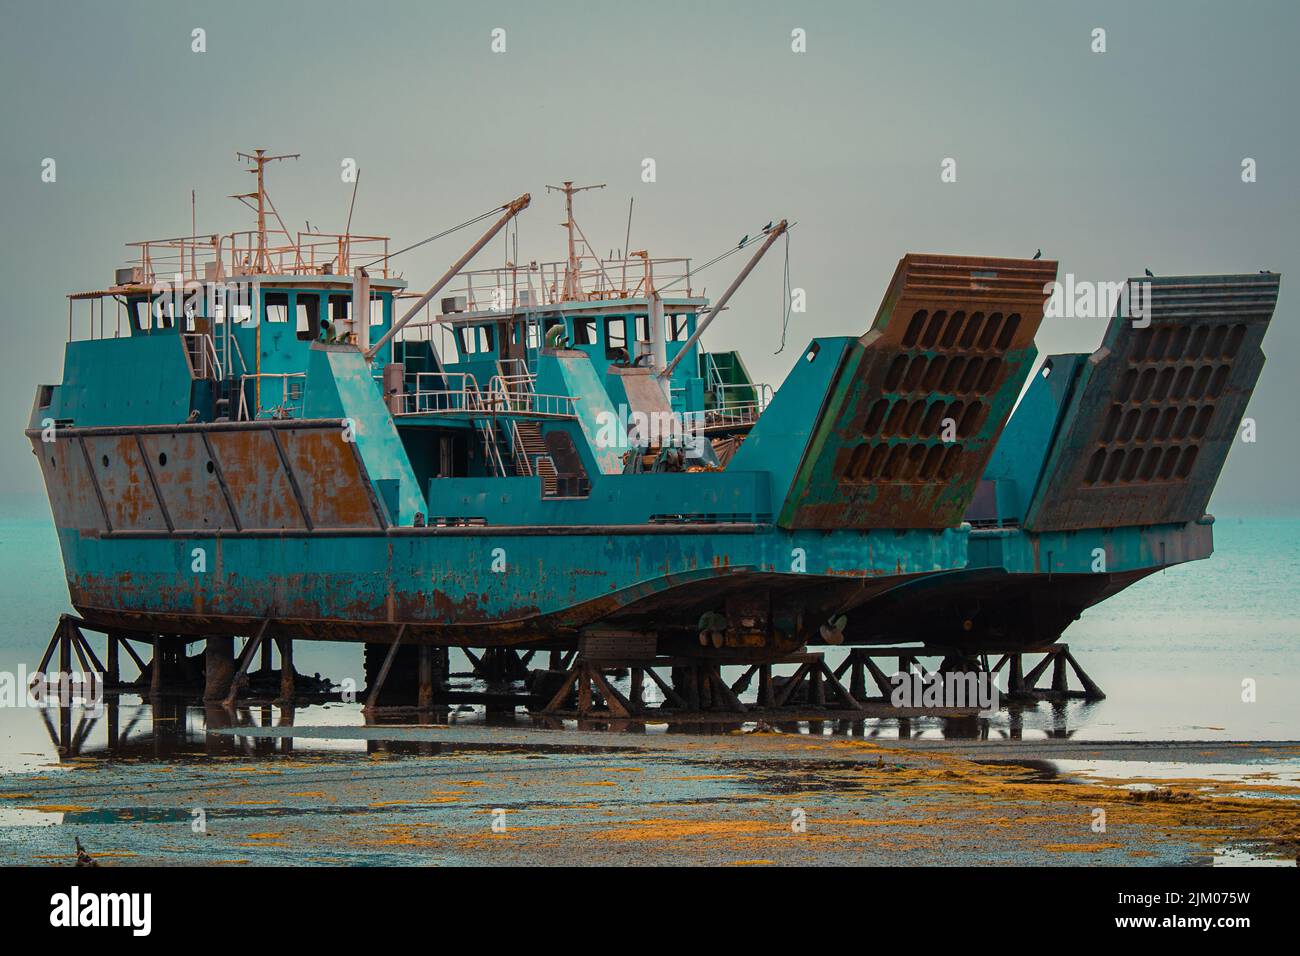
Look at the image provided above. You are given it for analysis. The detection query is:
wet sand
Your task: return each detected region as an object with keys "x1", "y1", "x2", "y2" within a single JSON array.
[{"x1": 1, "y1": 714, "x2": 1296, "y2": 867}]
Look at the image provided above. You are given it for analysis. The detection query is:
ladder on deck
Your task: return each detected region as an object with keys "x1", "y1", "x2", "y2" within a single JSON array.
[{"x1": 513, "y1": 420, "x2": 557, "y2": 495}]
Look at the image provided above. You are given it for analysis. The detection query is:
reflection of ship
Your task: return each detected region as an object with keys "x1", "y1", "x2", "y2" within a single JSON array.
[
  {"x1": 38, "y1": 697, "x2": 1075, "y2": 762},
  {"x1": 26, "y1": 151, "x2": 1278, "y2": 714}
]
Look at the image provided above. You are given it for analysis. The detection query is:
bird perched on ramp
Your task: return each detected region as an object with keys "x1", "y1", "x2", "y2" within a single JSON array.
[
  {"x1": 1144, "y1": 268, "x2": 1155, "y2": 278},
  {"x1": 1032, "y1": 249, "x2": 1041, "y2": 260}
]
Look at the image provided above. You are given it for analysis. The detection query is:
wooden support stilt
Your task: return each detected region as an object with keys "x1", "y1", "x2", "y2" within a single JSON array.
[
  {"x1": 586, "y1": 665, "x2": 633, "y2": 718},
  {"x1": 817, "y1": 659, "x2": 865, "y2": 711},
  {"x1": 541, "y1": 664, "x2": 582, "y2": 714},
  {"x1": 730, "y1": 664, "x2": 758, "y2": 696},
  {"x1": 106, "y1": 634, "x2": 120, "y2": 688},
  {"x1": 640, "y1": 665, "x2": 687, "y2": 709},
  {"x1": 1023, "y1": 651, "x2": 1055, "y2": 690},
  {"x1": 774, "y1": 661, "x2": 812, "y2": 707},
  {"x1": 862, "y1": 654, "x2": 896, "y2": 698},
  {"x1": 576, "y1": 666, "x2": 592, "y2": 714},
  {"x1": 1007, "y1": 653, "x2": 1026, "y2": 696},
  {"x1": 68, "y1": 633, "x2": 94, "y2": 700},
  {"x1": 808, "y1": 662, "x2": 826, "y2": 706},
  {"x1": 1065, "y1": 650, "x2": 1106, "y2": 700},
  {"x1": 363, "y1": 624, "x2": 406, "y2": 712},
  {"x1": 847, "y1": 655, "x2": 866, "y2": 701},
  {"x1": 117, "y1": 636, "x2": 149, "y2": 674},
  {"x1": 630, "y1": 667, "x2": 644, "y2": 709},
  {"x1": 757, "y1": 664, "x2": 775, "y2": 708},
  {"x1": 278, "y1": 636, "x2": 295, "y2": 703},
  {"x1": 150, "y1": 635, "x2": 163, "y2": 696},
  {"x1": 71, "y1": 625, "x2": 105, "y2": 676},
  {"x1": 418, "y1": 644, "x2": 434, "y2": 710},
  {"x1": 222, "y1": 620, "x2": 270, "y2": 707},
  {"x1": 204, "y1": 636, "x2": 236, "y2": 702},
  {"x1": 462, "y1": 646, "x2": 485, "y2": 677},
  {"x1": 1050, "y1": 652, "x2": 1069, "y2": 694},
  {"x1": 704, "y1": 665, "x2": 746, "y2": 713}
]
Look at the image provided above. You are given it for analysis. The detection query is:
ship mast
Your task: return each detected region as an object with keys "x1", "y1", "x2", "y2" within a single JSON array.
[
  {"x1": 545, "y1": 181, "x2": 605, "y2": 299},
  {"x1": 233, "y1": 149, "x2": 299, "y2": 273}
]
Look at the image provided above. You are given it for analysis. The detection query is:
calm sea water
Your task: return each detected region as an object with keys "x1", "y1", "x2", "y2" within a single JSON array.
[{"x1": 0, "y1": 495, "x2": 1295, "y2": 769}]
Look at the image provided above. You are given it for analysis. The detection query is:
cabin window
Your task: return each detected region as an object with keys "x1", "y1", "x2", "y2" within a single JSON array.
[
  {"x1": 131, "y1": 299, "x2": 152, "y2": 332},
  {"x1": 458, "y1": 326, "x2": 493, "y2": 355},
  {"x1": 265, "y1": 292, "x2": 289, "y2": 324},
  {"x1": 369, "y1": 297, "x2": 384, "y2": 326},
  {"x1": 572, "y1": 317, "x2": 597, "y2": 345},
  {"x1": 329, "y1": 295, "x2": 351, "y2": 326},
  {"x1": 636, "y1": 315, "x2": 651, "y2": 341},
  {"x1": 295, "y1": 293, "x2": 319, "y2": 341},
  {"x1": 525, "y1": 320, "x2": 540, "y2": 349},
  {"x1": 605, "y1": 317, "x2": 628, "y2": 358},
  {"x1": 153, "y1": 297, "x2": 176, "y2": 329},
  {"x1": 669, "y1": 314, "x2": 691, "y2": 342}
]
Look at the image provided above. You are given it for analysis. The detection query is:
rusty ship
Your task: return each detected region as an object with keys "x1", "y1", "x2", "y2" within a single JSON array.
[{"x1": 27, "y1": 152, "x2": 1280, "y2": 713}]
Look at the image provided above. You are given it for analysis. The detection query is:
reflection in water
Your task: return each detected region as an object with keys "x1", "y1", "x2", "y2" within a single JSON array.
[{"x1": 35, "y1": 693, "x2": 1086, "y2": 762}]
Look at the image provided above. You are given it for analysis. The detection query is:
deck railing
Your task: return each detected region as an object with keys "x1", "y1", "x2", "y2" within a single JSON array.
[
  {"x1": 237, "y1": 372, "x2": 307, "y2": 421},
  {"x1": 398, "y1": 371, "x2": 578, "y2": 418},
  {"x1": 437, "y1": 255, "x2": 695, "y2": 314}
]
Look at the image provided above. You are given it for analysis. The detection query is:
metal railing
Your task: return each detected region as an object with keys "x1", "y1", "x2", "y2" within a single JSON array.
[
  {"x1": 508, "y1": 420, "x2": 534, "y2": 477},
  {"x1": 123, "y1": 231, "x2": 392, "y2": 286},
  {"x1": 401, "y1": 372, "x2": 486, "y2": 414},
  {"x1": 438, "y1": 255, "x2": 695, "y2": 314},
  {"x1": 237, "y1": 372, "x2": 307, "y2": 421},
  {"x1": 399, "y1": 371, "x2": 578, "y2": 418},
  {"x1": 182, "y1": 332, "x2": 223, "y2": 380}
]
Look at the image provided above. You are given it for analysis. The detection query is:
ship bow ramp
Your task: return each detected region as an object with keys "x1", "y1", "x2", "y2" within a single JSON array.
[
  {"x1": 1012, "y1": 272, "x2": 1280, "y2": 532},
  {"x1": 732, "y1": 254, "x2": 1058, "y2": 530},
  {"x1": 863, "y1": 271, "x2": 1280, "y2": 650}
]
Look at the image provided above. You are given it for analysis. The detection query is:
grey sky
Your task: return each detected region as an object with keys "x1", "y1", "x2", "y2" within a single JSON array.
[{"x1": 1, "y1": 0, "x2": 1295, "y2": 514}]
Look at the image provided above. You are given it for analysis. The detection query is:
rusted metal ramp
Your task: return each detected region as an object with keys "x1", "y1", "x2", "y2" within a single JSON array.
[
  {"x1": 1025, "y1": 272, "x2": 1280, "y2": 531},
  {"x1": 778, "y1": 254, "x2": 1059, "y2": 528}
]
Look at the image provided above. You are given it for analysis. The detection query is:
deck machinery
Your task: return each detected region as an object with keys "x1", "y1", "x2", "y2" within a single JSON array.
[{"x1": 27, "y1": 156, "x2": 1280, "y2": 715}]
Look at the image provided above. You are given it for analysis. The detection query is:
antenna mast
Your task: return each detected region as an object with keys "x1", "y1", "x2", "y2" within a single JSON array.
[
  {"x1": 546, "y1": 181, "x2": 605, "y2": 299},
  {"x1": 233, "y1": 148, "x2": 300, "y2": 272}
]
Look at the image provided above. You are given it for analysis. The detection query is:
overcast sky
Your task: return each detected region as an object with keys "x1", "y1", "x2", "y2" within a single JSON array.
[{"x1": 1, "y1": 0, "x2": 1295, "y2": 515}]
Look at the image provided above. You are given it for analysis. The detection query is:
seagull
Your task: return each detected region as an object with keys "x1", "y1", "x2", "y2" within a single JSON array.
[
  {"x1": 1144, "y1": 268, "x2": 1155, "y2": 278},
  {"x1": 75, "y1": 837, "x2": 97, "y2": 868},
  {"x1": 1032, "y1": 249, "x2": 1041, "y2": 260}
]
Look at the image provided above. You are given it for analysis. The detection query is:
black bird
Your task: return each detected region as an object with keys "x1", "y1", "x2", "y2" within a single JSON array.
[
  {"x1": 738, "y1": 235, "x2": 749, "y2": 248},
  {"x1": 763, "y1": 221, "x2": 773, "y2": 233},
  {"x1": 1144, "y1": 268, "x2": 1155, "y2": 278},
  {"x1": 1032, "y1": 249, "x2": 1041, "y2": 260},
  {"x1": 75, "y1": 837, "x2": 97, "y2": 868}
]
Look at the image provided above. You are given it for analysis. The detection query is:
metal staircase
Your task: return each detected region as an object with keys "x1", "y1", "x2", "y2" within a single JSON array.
[{"x1": 513, "y1": 420, "x2": 558, "y2": 494}]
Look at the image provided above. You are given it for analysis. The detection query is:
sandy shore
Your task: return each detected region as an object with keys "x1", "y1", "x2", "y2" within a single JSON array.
[{"x1": 1, "y1": 719, "x2": 1296, "y2": 866}]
